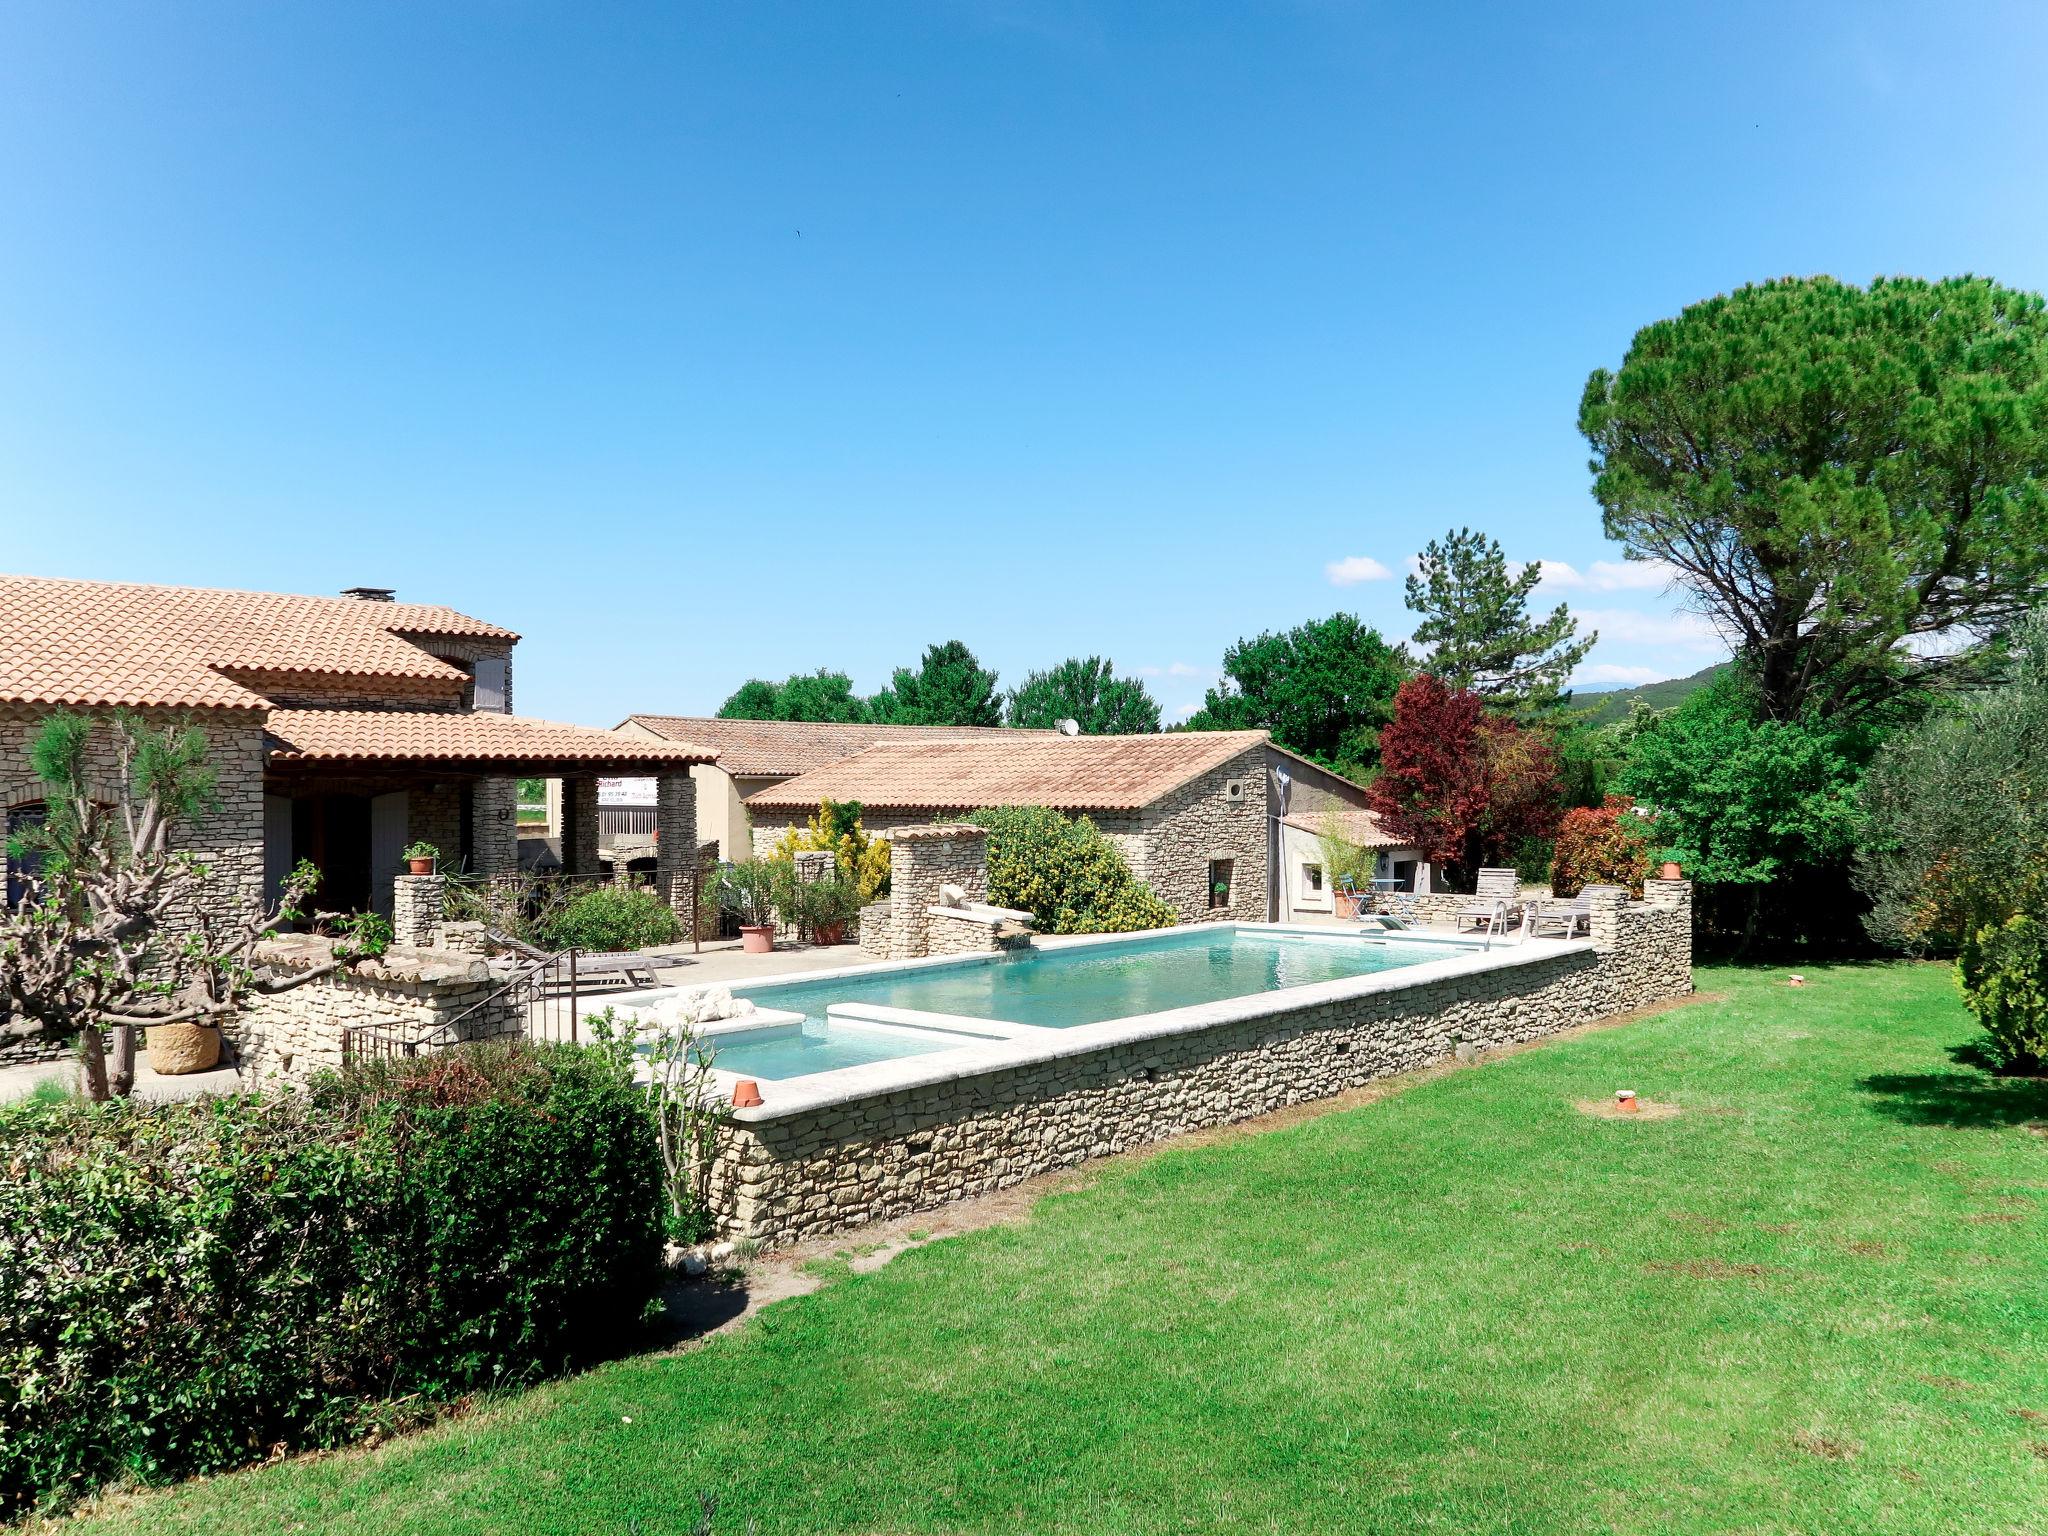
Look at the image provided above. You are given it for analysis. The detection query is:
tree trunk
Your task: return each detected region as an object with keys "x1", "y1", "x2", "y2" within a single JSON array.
[
  {"x1": 76, "y1": 1025, "x2": 112, "y2": 1103},
  {"x1": 110, "y1": 1023, "x2": 137, "y2": 1097},
  {"x1": 1733, "y1": 887, "x2": 1763, "y2": 961}
]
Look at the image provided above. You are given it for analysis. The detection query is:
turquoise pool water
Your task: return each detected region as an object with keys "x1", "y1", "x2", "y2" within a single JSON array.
[
  {"x1": 737, "y1": 929, "x2": 1444, "y2": 1035},
  {"x1": 693, "y1": 1020, "x2": 970, "y2": 1081}
]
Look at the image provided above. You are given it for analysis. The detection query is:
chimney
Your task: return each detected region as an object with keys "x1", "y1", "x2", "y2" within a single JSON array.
[{"x1": 340, "y1": 586, "x2": 396, "y2": 602}]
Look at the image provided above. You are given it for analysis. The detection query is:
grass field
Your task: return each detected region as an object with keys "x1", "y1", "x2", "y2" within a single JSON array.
[{"x1": 57, "y1": 962, "x2": 2048, "y2": 1535}]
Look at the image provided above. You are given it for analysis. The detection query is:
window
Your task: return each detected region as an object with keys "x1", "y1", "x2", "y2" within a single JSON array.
[
  {"x1": 1224, "y1": 778, "x2": 1246, "y2": 803},
  {"x1": 1303, "y1": 862, "x2": 1324, "y2": 896},
  {"x1": 1207, "y1": 858, "x2": 1233, "y2": 910}
]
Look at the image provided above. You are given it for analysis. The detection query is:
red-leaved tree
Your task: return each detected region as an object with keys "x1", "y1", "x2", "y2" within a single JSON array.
[{"x1": 1368, "y1": 676, "x2": 1563, "y2": 888}]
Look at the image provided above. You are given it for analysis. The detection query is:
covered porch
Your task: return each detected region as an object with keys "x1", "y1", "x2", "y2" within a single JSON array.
[{"x1": 261, "y1": 710, "x2": 714, "y2": 920}]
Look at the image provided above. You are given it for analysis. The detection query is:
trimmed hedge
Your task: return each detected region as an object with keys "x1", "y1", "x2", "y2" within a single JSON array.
[{"x1": 0, "y1": 1042, "x2": 662, "y2": 1515}]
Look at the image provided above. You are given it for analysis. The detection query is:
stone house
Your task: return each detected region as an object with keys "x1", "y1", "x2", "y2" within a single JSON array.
[
  {"x1": 740, "y1": 729, "x2": 1417, "y2": 926},
  {"x1": 609, "y1": 716, "x2": 1050, "y2": 857},
  {"x1": 0, "y1": 575, "x2": 715, "y2": 932},
  {"x1": 1270, "y1": 753, "x2": 1432, "y2": 917}
]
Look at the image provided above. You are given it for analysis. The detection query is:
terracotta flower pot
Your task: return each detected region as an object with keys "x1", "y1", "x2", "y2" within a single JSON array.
[
  {"x1": 145, "y1": 1022, "x2": 221, "y2": 1076},
  {"x1": 731, "y1": 1078, "x2": 764, "y2": 1108},
  {"x1": 1658, "y1": 861, "x2": 1682, "y2": 881},
  {"x1": 739, "y1": 924, "x2": 775, "y2": 954},
  {"x1": 1333, "y1": 892, "x2": 1362, "y2": 919},
  {"x1": 813, "y1": 920, "x2": 848, "y2": 946},
  {"x1": 407, "y1": 857, "x2": 436, "y2": 875}
]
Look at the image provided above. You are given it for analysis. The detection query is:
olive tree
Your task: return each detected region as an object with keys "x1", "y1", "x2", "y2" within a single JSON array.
[{"x1": 0, "y1": 712, "x2": 337, "y2": 1100}]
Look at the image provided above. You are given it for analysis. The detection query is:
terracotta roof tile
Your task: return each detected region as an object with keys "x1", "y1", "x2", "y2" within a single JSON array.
[
  {"x1": 266, "y1": 710, "x2": 714, "y2": 769},
  {"x1": 0, "y1": 575, "x2": 517, "y2": 710},
  {"x1": 622, "y1": 716, "x2": 1055, "y2": 778},
  {"x1": 744, "y1": 731, "x2": 1270, "y2": 813},
  {"x1": 1282, "y1": 806, "x2": 1408, "y2": 850}
]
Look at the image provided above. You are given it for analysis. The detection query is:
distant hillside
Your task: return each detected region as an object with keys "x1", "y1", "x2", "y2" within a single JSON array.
[{"x1": 1573, "y1": 663, "x2": 1728, "y2": 727}]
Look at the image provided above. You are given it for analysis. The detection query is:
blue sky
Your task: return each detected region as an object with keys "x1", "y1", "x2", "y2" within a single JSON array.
[{"x1": 5, "y1": 1, "x2": 2046, "y2": 726}]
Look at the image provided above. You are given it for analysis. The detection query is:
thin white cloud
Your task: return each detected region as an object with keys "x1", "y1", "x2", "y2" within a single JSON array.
[
  {"x1": 1525, "y1": 557, "x2": 1677, "y2": 594},
  {"x1": 1575, "y1": 607, "x2": 1725, "y2": 649},
  {"x1": 1573, "y1": 662, "x2": 1664, "y2": 687},
  {"x1": 1167, "y1": 698, "x2": 1203, "y2": 721},
  {"x1": 1136, "y1": 661, "x2": 1210, "y2": 680},
  {"x1": 1587, "y1": 558, "x2": 1678, "y2": 592},
  {"x1": 1529, "y1": 559, "x2": 1585, "y2": 589},
  {"x1": 1324, "y1": 554, "x2": 1394, "y2": 587}
]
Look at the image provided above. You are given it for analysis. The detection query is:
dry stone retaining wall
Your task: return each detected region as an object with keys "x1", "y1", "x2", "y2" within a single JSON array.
[
  {"x1": 229, "y1": 935, "x2": 522, "y2": 1083},
  {"x1": 716, "y1": 883, "x2": 1694, "y2": 1245}
]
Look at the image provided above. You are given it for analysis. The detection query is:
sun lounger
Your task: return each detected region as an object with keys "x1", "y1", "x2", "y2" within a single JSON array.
[
  {"x1": 1528, "y1": 885, "x2": 1628, "y2": 939},
  {"x1": 1454, "y1": 897, "x2": 1519, "y2": 935}
]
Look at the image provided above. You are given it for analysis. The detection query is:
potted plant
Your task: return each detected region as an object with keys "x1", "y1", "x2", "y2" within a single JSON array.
[
  {"x1": 801, "y1": 875, "x2": 863, "y2": 946},
  {"x1": 1658, "y1": 860, "x2": 1683, "y2": 881},
  {"x1": 722, "y1": 861, "x2": 791, "y2": 954},
  {"x1": 402, "y1": 839, "x2": 439, "y2": 876}
]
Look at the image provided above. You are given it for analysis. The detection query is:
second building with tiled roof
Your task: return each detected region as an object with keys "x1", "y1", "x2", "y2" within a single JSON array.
[{"x1": 737, "y1": 729, "x2": 1423, "y2": 927}]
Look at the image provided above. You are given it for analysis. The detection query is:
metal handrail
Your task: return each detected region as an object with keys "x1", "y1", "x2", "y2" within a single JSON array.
[{"x1": 340, "y1": 946, "x2": 584, "y2": 1065}]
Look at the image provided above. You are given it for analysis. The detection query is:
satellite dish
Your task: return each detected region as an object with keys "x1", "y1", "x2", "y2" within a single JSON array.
[{"x1": 1057, "y1": 718, "x2": 1082, "y2": 737}]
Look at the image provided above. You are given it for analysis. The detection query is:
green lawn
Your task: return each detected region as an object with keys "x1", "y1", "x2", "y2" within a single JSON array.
[{"x1": 61, "y1": 963, "x2": 2048, "y2": 1534}]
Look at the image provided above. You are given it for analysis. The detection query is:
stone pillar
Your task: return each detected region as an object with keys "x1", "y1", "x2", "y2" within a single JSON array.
[
  {"x1": 1586, "y1": 886, "x2": 1629, "y2": 952},
  {"x1": 1643, "y1": 877, "x2": 1692, "y2": 916},
  {"x1": 560, "y1": 776, "x2": 601, "y2": 876},
  {"x1": 882, "y1": 825, "x2": 989, "y2": 959},
  {"x1": 437, "y1": 921, "x2": 491, "y2": 956},
  {"x1": 391, "y1": 874, "x2": 446, "y2": 948},
  {"x1": 469, "y1": 777, "x2": 520, "y2": 877},
  {"x1": 655, "y1": 772, "x2": 698, "y2": 915}
]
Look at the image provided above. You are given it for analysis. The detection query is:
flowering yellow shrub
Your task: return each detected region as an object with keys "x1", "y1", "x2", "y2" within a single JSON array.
[{"x1": 769, "y1": 798, "x2": 891, "y2": 901}]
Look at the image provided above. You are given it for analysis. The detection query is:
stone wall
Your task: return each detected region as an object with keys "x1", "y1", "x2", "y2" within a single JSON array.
[
  {"x1": 228, "y1": 934, "x2": 522, "y2": 1083},
  {"x1": 654, "y1": 773, "x2": 699, "y2": 916},
  {"x1": 468, "y1": 776, "x2": 520, "y2": 876},
  {"x1": 0, "y1": 705, "x2": 268, "y2": 939},
  {"x1": 407, "y1": 783, "x2": 465, "y2": 870},
  {"x1": 716, "y1": 884, "x2": 1694, "y2": 1245},
  {"x1": 1130, "y1": 743, "x2": 1268, "y2": 924},
  {"x1": 391, "y1": 873, "x2": 445, "y2": 947},
  {"x1": 1367, "y1": 890, "x2": 1491, "y2": 924},
  {"x1": 855, "y1": 824, "x2": 1008, "y2": 961}
]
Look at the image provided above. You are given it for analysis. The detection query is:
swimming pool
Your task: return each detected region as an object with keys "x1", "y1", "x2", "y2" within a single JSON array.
[
  {"x1": 690, "y1": 1016, "x2": 986, "y2": 1080},
  {"x1": 736, "y1": 927, "x2": 1446, "y2": 1034}
]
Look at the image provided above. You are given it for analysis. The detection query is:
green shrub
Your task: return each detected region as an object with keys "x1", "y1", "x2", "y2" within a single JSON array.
[
  {"x1": 0, "y1": 1041, "x2": 661, "y2": 1515},
  {"x1": 537, "y1": 883, "x2": 681, "y2": 952},
  {"x1": 1958, "y1": 914, "x2": 2048, "y2": 1071},
  {"x1": 964, "y1": 805, "x2": 1177, "y2": 934}
]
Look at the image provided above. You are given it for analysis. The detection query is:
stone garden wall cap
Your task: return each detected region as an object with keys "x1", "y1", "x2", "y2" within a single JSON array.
[{"x1": 883, "y1": 823, "x2": 990, "y2": 843}]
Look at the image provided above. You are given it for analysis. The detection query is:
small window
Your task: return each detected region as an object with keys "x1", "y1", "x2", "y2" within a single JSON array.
[
  {"x1": 1224, "y1": 779, "x2": 1245, "y2": 802},
  {"x1": 1208, "y1": 858, "x2": 1234, "y2": 911},
  {"x1": 1303, "y1": 862, "x2": 1324, "y2": 895}
]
